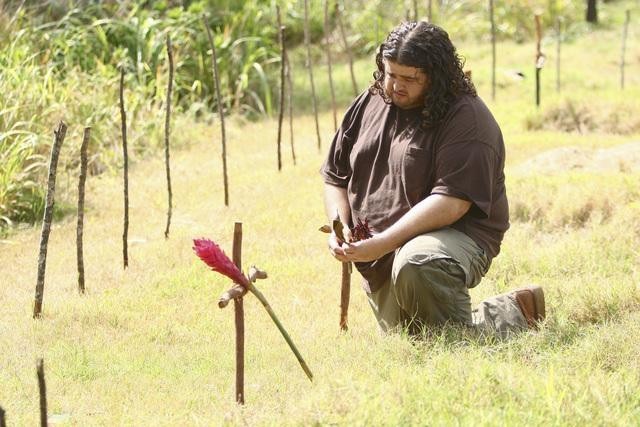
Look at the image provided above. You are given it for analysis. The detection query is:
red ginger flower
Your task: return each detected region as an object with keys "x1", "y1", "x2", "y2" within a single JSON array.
[{"x1": 193, "y1": 238, "x2": 248, "y2": 287}]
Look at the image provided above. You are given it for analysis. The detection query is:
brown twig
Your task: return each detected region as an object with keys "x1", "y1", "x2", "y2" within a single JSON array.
[
  {"x1": 285, "y1": 54, "x2": 296, "y2": 165},
  {"x1": 77, "y1": 127, "x2": 90, "y2": 294},
  {"x1": 324, "y1": 0, "x2": 338, "y2": 131},
  {"x1": 303, "y1": 0, "x2": 322, "y2": 151},
  {"x1": 276, "y1": 6, "x2": 285, "y2": 171},
  {"x1": 120, "y1": 67, "x2": 129, "y2": 268},
  {"x1": 339, "y1": 261, "x2": 351, "y2": 331},
  {"x1": 218, "y1": 266, "x2": 267, "y2": 308},
  {"x1": 337, "y1": 1, "x2": 358, "y2": 97},
  {"x1": 164, "y1": 34, "x2": 174, "y2": 238},
  {"x1": 33, "y1": 121, "x2": 66, "y2": 318},
  {"x1": 232, "y1": 222, "x2": 244, "y2": 404},
  {"x1": 0, "y1": 403, "x2": 7, "y2": 427},
  {"x1": 37, "y1": 358, "x2": 47, "y2": 427},
  {"x1": 204, "y1": 17, "x2": 230, "y2": 206}
]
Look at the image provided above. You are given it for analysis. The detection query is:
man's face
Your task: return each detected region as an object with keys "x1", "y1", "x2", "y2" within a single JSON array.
[{"x1": 383, "y1": 59, "x2": 429, "y2": 109}]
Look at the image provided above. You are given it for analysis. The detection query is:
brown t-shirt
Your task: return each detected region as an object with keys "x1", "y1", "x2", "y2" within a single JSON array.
[{"x1": 321, "y1": 90, "x2": 509, "y2": 292}]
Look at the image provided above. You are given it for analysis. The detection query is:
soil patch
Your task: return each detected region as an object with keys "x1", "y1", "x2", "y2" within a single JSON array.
[{"x1": 515, "y1": 141, "x2": 640, "y2": 175}]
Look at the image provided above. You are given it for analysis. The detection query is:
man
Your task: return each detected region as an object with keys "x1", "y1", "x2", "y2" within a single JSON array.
[{"x1": 321, "y1": 21, "x2": 544, "y2": 335}]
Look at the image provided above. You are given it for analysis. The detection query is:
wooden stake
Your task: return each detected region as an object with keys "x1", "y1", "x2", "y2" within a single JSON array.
[
  {"x1": 489, "y1": 0, "x2": 496, "y2": 101},
  {"x1": 119, "y1": 68, "x2": 129, "y2": 268},
  {"x1": 37, "y1": 358, "x2": 47, "y2": 427},
  {"x1": 339, "y1": 261, "x2": 351, "y2": 331},
  {"x1": 77, "y1": 127, "x2": 90, "y2": 294},
  {"x1": 303, "y1": 0, "x2": 322, "y2": 152},
  {"x1": 33, "y1": 121, "x2": 66, "y2": 318},
  {"x1": 620, "y1": 10, "x2": 630, "y2": 90},
  {"x1": 276, "y1": 6, "x2": 286, "y2": 171},
  {"x1": 337, "y1": 1, "x2": 358, "y2": 97},
  {"x1": 534, "y1": 14, "x2": 544, "y2": 107},
  {"x1": 285, "y1": 54, "x2": 296, "y2": 165},
  {"x1": 324, "y1": 0, "x2": 338, "y2": 132},
  {"x1": 204, "y1": 18, "x2": 230, "y2": 206},
  {"x1": 0, "y1": 404, "x2": 7, "y2": 427},
  {"x1": 164, "y1": 35, "x2": 174, "y2": 238},
  {"x1": 556, "y1": 17, "x2": 561, "y2": 93},
  {"x1": 232, "y1": 222, "x2": 244, "y2": 405}
]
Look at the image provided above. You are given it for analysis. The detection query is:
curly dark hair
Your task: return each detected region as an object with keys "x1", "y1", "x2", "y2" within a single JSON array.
[{"x1": 370, "y1": 21, "x2": 476, "y2": 128}]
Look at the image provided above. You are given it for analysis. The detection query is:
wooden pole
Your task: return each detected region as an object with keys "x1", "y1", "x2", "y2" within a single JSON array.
[
  {"x1": 285, "y1": 53, "x2": 296, "y2": 165},
  {"x1": 556, "y1": 17, "x2": 561, "y2": 93},
  {"x1": 204, "y1": 17, "x2": 230, "y2": 206},
  {"x1": 534, "y1": 14, "x2": 543, "y2": 108},
  {"x1": 303, "y1": 0, "x2": 322, "y2": 152},
  {"x1": 119, "y1": 68, "x2": 129, "y2": 268},
  {"x1": 37, "y1": 358, "x2": 47, "y2": 427},
  {"x1": 324, "y1": 0, "x2": 338, "y2": 132},
  {"x1": 33, "y1": 121, "x2": 66, "y2": 318},
  {"x1": 337, "y1": 1, "x2": 358, "y2": 97},
  {"x1": 276, "y1": 6, "x2": 285, "y2": 171},
  {"x1": 620, "y1": 10, "x2": 630, "y2": 90},
  {"x1": 339, "y1": 261, "x2": 351, "y2": 331},
  {"x1": 489, "y1": 0, "x2": 496, "y2": 101},
  {"x1": 232, "y1": 222, "x2": 244, "y2": 404},
  {"x1": 76, "y1": 127, "x2": 90, "y2": 294},
  {"x1": 164, "y1": 35, "x2": 174, "y2": 238},
  {"x1": 0, "y1": 404, "x2": 6, "y2": 427}
]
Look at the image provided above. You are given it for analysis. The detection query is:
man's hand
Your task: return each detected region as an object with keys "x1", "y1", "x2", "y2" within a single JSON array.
[
  {"x1": 327, "y1": 224, "x2": 352, "y2": 262},
  {"x1": 342, "y1": 234, "x2": 392, "y2": 263}
]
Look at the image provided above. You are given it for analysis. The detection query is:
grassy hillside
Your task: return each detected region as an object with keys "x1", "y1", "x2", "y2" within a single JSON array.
[{"x1": 1, "y1": 5, "x2": 640, "y2": 425}]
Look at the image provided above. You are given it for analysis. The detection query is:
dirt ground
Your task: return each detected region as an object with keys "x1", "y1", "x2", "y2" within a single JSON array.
[{"x1": 515, "y1": 141, "x2": 640, "y2": 174}]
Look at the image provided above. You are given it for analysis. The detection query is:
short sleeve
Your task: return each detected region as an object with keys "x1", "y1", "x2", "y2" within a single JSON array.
[
  {"x1": 430, "y1": 140, "x2": 498, "y2": 218},
  {"x1": 320, "y1": 91, "x2": 370, "y2": 187}
]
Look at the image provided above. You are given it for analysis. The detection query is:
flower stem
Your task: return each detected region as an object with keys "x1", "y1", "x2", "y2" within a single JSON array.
[{"x1": 247, "y1": 283, "x2": 313, "y2": 382}]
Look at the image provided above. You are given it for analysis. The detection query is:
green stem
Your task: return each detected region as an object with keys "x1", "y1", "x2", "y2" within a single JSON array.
[{"x1": 247, "y1": 283, "x2": 313, "y2": 382}]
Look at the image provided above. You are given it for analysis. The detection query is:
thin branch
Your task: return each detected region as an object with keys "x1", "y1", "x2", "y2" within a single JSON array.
[
  {"x1": 276, "y1": 6, "x2": 286, "y2": 171},
  {"x1": 77, "y1": 127, "x2": 90, "y2": 294},
  {"x1": 37, "y1": 358, "x2": 47, "y2": 427},
  {"x1": 164, "y1": 35, "x2": 174, "y2": 238},
  {"x1": 34, "y1": 121, "x2": 66, "y2": 318},
  {"x1": 120, "y1": 67, "x2": 129, "y2": 268},
  {"x1": 204, "y1": 17, "x2": 230, "y2": 206}
]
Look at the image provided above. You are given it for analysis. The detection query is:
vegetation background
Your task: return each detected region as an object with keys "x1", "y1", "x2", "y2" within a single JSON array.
[{"x1": 1, "y1": 0, "x2": 639, "y2": 425}]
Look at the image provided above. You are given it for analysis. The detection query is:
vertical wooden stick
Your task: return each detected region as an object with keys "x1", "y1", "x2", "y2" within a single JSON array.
[
  {"x1": 0, "y1": 404, "x2": 6, "y2": 427},
  {"x1": 37, "y1": 358, "x2": 47, "y2": 427},
  {"x1": 119, "y1": 68, "x2": 129, "y2": 268},
  {"x1": 77, "y1": 127, "x2": 90, "y2": 294},
  {"x1": 303, "y1": 0, "x2": 322, "y2": 152},
  {"x1": 232, "y1": 222, "x2": 244, "y2": 405},
  {"x1": 339, "y1": 261, "x2": 351, "y2": 331},
  {"x1": 489, "y1": 0, "x2": 496, "y2": 101},
  {"x1": 164, "y1": 35, "x2": 174, "y2": 238},
  {"x1": 285, "y1": 54, "x2": 296, "y2": 165},
  {"x1": 33, "y1": 121, "x2": 66, "y2": 318},
  {"x1": 204, "y1": 18, "x2": 230, "y2": 206},
  {"x1": 324, "y1": 0, "x2": 338, "y2": 132},
  {"x1": 276, "y1": 6, "x2": 286, "y2": 171},
  {"x1": 620, "y1": 10, "x2": 630, "y2": 90},
  {"x1": 534, "y1": 14, "x2": 543, "y2": 108},
  {"x1": 337, "y1": 1, "x2": 358, "y2": 97},
  {"x1": 556, "y1": 17, "x2": 561, "y2": 93}
]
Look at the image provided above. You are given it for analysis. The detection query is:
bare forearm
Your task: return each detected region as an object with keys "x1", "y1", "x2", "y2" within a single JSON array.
[
  {"x1": 323, "y1": 184, "x2": 351, "y2": 225},
  {"x1": 375, "y1": 194, "x2": 471, "y2": 253}
]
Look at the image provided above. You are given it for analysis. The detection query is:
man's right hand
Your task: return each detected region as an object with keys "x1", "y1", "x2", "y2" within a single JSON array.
[{"x1": 328, "y1": 224, "x2": 352, "y2": 262}]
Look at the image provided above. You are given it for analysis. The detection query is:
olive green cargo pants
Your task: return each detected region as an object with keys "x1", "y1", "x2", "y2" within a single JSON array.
[{"x1": 367, "y1": 228, "x2": 528, "y2": 335}]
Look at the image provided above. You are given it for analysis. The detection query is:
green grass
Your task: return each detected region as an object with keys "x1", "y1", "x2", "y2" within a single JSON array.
[{"x1": 2, "y1": 5, "x2": 640, "y2": 425}]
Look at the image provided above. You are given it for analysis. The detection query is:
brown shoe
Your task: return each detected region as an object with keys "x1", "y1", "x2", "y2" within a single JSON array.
[{"x1": 513, "y1": 285, "x2": 545, "y2": 328}]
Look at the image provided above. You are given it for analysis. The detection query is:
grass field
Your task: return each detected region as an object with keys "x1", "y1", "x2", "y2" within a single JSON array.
[{"x1": 1, "y1": 10, "x2": 640, "y2": 425}]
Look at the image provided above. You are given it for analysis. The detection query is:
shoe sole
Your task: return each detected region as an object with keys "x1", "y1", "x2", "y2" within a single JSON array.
[{"x1": 520, "y1": 285, "x2": 545, "y2": 322}]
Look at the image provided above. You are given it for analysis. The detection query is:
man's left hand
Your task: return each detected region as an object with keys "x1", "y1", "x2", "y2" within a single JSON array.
[{"x1": 343, "y1": 235, "x2": 393, "y2": 262}]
